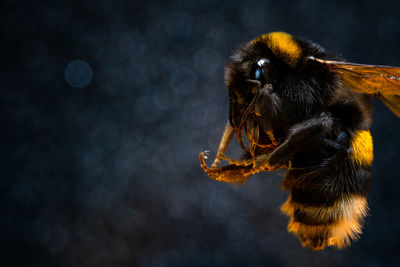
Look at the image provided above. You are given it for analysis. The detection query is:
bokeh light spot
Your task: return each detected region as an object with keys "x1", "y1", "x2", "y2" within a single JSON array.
[{"x1": 65, "y1": 60, "x2": 93, "y2": 88}]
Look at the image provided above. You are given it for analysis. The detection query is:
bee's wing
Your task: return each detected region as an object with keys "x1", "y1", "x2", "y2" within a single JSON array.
[{"x1": 309, "y1": 57, "x2": 400, "y2": 117}]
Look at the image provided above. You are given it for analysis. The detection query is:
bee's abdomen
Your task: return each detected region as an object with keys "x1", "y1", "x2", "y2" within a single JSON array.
[
  {"x1": 279, "y1": 128, "x2": 372, "y2": 250},
  {"x1": 281, "y1": 193, "x2": 368, "y2": 250}
]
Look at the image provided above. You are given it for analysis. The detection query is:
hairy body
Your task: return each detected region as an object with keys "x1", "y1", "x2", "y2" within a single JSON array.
[{"x1": 200, "y1": 32, "x2": 379, "y2": 250}]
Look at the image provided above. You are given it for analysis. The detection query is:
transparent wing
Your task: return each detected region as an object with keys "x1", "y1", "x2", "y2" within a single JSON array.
[{"x1": 309, "y1": 57, "x2": 400, "y2": 117}]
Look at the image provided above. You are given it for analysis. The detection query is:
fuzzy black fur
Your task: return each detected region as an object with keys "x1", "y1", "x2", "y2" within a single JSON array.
[{"x1": 224, "y1": 33, "x2": 373, "y2": 249}]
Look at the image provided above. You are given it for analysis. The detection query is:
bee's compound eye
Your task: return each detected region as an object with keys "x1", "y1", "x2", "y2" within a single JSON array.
[
  {"x1": 254, "y1": 67, "x2": 263, "y2": 81},
  {"x1": 257, "y1": 58, "x2": 269, "y2": 67},
  {"x1": 250, "y1": 58, "x2": 269, "y2": 85},
  {"x1": 251, "y1": 66, "x2": 265, "y2": 84}
]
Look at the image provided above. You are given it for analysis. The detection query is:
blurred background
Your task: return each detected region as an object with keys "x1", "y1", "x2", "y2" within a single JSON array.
[{"x1": 2, "y1": 0, "x2": 400, "y2": 266}]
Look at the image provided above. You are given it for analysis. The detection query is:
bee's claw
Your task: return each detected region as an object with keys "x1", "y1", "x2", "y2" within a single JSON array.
[{"x1": 203, "y1": 150, "x2": 210, "y2": 159}]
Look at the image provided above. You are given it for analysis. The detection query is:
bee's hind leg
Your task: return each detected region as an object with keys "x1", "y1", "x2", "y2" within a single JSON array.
[{"x1": 266, "y1": 113, "x2": 343, "y2": 168}]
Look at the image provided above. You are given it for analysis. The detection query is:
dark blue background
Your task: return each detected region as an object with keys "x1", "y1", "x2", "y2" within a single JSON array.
[{"x1": 2, "y1": 0, "x2": 400, "y2": 266}]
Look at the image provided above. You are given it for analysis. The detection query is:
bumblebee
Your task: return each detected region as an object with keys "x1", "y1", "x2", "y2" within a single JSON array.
[{"x1": 199, "y1": 32, "x2": 400, "y2": 250}]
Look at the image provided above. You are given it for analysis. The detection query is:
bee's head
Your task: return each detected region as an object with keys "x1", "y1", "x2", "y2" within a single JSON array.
[{"x1": 225, "y1": 32, "x2": 337, "y2": 147}]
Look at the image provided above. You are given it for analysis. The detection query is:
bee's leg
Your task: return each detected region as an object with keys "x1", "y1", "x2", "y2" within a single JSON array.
[
  {"x1": 199, "y1": 151, "x2": 252, "y2": 183},
  {"x1": 216, "y1": 152, "x2": 284, "y2": 172},
  {"x1": 266, "y1": 113, "x2": 342, "y2": 167},
  {"x1": 211, "y1": 113, "x2": 343, "y2": 172},
  {"x1": 211, "y1": 121, "x2": 234, "y2": 168}
]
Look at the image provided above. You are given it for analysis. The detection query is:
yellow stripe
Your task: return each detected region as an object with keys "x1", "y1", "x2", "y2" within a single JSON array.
[
  {"x1": 351, "y1": 130, "x2": 373, "y2": 166},
  {"x1": 287, "y1": 216, "x2": 363, "y2": 250},
  {"x1": 281, "y1": 195, "x2": 368, "y2": 223},
  {"x1": 282, "y1": 194, "x2": 369, "y2": 250},
  {"x1": 253, "y1": 32, "x2": 301, "y2": 66}
]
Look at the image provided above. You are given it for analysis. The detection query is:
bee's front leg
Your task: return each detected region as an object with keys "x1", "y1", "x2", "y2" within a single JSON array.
[{"x1": 199, "y1": 151, "x2": 252, "y2": 184}]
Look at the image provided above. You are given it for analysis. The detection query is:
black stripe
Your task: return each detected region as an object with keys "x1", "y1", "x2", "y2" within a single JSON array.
[
  {"x1": 285, "y1": 157, "x2": 370, "y2": 206},
  {"x1": 293, "y1": 207, "x2": 337, "y2": 225}
]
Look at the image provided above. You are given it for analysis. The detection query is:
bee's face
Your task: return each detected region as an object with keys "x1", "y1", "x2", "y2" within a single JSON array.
[
  {"x1": 224, "y1": 32, "x2": 337, "y2": 145},
  {"x1": 226, "y1": 56, "x2": 277, "y2": 128}
]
